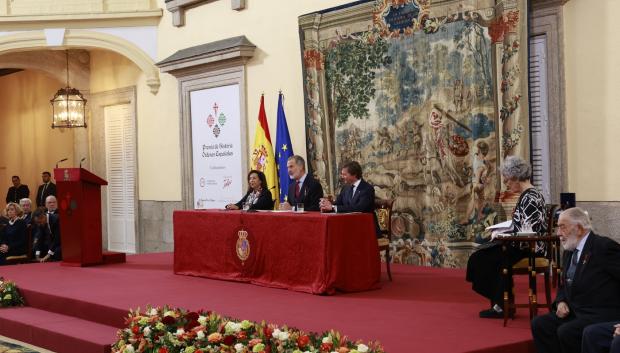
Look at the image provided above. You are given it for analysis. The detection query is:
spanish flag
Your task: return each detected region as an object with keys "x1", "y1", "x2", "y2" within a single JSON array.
[{"x1": 250, "y1": 94, "x2": 278, "y2": 208}]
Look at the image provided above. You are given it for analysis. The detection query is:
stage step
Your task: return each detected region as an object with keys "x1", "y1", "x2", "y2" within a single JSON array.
[{"x1": 0, "y1": 307, "x2": 118, "y2": 353}]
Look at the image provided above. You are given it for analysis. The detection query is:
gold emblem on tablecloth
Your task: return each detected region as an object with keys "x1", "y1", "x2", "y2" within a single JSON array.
[{"x1": 236, "y1": 229, "x2": 250, "y2": 264}]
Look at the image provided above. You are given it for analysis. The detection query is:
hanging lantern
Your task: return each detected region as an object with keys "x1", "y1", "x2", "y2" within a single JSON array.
[{"x1": 50, "y1": 50, "x2": 87, "y2": 128}]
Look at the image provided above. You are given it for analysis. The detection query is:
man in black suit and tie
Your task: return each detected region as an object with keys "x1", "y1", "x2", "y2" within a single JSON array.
[
  {"x1": 36, "y1": 171, "x2": 57, "y2": 207},
  {"x1": 531, "y1": 207, "x2": 620, "y2": 353},
  {"x1": 319, "y1": 161, "x2": 375, "y2": 214},
  {"x1": 5, "y1": 176, "x2": 29, "y2": 204},
  {"x1": 582, "y1": 321, "x2": 620, "y2": 353},
  {"x1": 279, "y1": 155, "x2": 323, "y2": 211},
  {"x1": 32, "y1": 207, "x2": 62, "y2": 262}
]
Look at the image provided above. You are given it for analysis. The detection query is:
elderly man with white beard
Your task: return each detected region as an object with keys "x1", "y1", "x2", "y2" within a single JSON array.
[{"x1": 531, "y1": 207, "x2": 620, "y2": 353}]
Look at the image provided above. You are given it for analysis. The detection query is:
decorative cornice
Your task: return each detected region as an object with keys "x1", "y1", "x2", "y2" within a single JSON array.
[
  {"x1": 157, "y1": 35, "x2": 255, "y2": 76},
  {"x1": 165, "y1": 0, "x2": 246, "y2": 27},
  {"x1": 530, "y1": 0, "x2": 570, "y2": 10}
]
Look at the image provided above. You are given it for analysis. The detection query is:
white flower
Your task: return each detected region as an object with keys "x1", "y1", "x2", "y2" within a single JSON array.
[
  {"x1": 176, "y1": 328, "x2": 185, "y2": 336},
  {"x1": 196, "y1": 330, "x2": 205, "y2": 340},
  {"x1": 163, "y1": 310, "x2": 176, "y2": 317},
  {"x1": 124, "y1": 346, "x2": 135, "y2": 353},
  {"x1": 234, "y1": 343, "x2": 245, "y2": 352},
  {"x1": 143, "y1": 327, "x2": 151, "y2": 337},
  {"x1": 148, "y1": 308, "x2": 158, "y2": 316},
  {"x1": 322, "y1": 336, "x2": 333, "y2": 344},
  {"x1": 225, "y1": 321, "x2": 242, "y2": 333},
  {"x1": 274, "y1": 329, "x2": 289, "y2": 341},
  {"x1": 357, "y1": 344, "x2": 369, "y2": 353},
  {"x1": 198, "y1": 315, "x2": 207, "y2": 326}
]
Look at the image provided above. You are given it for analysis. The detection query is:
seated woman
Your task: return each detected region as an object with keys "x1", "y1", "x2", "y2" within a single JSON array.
[
  {"x1": 0, "y1": 202, "x2": 28, "y2": 265},
  {"x1": 225, "y1": 170, "x2": 274, "y2": 211},
  {"x1": 466, "y1": 156, "x2": 547, "y2": 318}
]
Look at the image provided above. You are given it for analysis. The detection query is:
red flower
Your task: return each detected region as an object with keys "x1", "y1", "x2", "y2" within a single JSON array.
[
  {"x1": 185, "y1": 320, "x2": 199, "y2": 330},
  {"x1": 223, "y1": 335, "x2": 236, "y2": 346},
  {"x1": 186, "y1": 311, "x2": 199, "y2": 321},
  {"x1": 263, "y1": 327, "x2": 273, "y2": 339},
  {"x1": 161, "y1": 316, "x2": 176, "y2": 325},
  {"x1": 321, "y1": 342, "x2": 333, "y2": 352},
  {"x1": 158, "y1": 348, "x2": 168, "y2": 353},
  {"x1": 297, "y1": 335, "x2": 310, "y2": 348},
  {"x1": 131, "y1": 325, "x2": 140, "y2": 334},
  {"x1": 238, "y1": 331, "x2": 247, "y2": 340}
]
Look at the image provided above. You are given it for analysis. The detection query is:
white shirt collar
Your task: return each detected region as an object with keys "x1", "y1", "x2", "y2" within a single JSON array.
[
  {"x1": 298, "y1": 173, "x2": 307, "y2": 185},
  {"x1": 352, "y1": 179, "x2": 361, "y2": 190},
  {"x1": 575, "y1": 231, "x2": 590, "y2": 261}
]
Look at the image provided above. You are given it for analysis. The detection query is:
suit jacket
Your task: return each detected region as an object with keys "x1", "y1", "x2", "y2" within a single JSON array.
[
  {"x1": 555, "y1": 233, "x2": 620, "y2": 321},
  {"x1": 0, "y1": 219, "x2": 27, "y2": 256},
  {"x1": 5, "y1": 185, "x2": 29, "y2": 204},
  {"x1": 235, "y1": 189, "x2": 274, "y2": 210},
  {"x1": 287, "y1": 176, "x2": 324, "y2": 211},
  {"x1": 36, "y1": 182, "x2": 57, "y2": 207},
  {"x1": 32, "y1": 213, "x2": 62, "y2": 260},
  {"x1": 334, "y1": 178, "x2": 375, "y2": 213}
]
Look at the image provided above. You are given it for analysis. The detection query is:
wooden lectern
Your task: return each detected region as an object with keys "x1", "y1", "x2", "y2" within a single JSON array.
[{"x1": 54, "y1": 168, "x2": 107, "y2": 266}]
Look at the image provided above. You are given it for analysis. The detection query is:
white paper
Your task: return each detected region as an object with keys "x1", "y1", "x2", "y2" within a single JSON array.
[{"x1": 486, "y1": 220, "x2": 512, "y2": 231}]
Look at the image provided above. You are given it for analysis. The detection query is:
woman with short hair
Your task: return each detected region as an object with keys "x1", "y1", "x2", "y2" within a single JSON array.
[
  {"x1": 466, "y1": 155, "x2": 547, "y2": 318},
  {"x1": 0, "y1": 202, "x2": 28, "y2": 265}
]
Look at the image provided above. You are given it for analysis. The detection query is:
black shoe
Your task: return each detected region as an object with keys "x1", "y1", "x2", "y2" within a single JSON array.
[{"x1": 479, "y1": 308, "x2": 504, "y2": 319}]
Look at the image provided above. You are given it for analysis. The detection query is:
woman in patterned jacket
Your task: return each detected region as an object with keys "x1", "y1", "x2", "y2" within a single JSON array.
[{"x1": 466, "y1": 155, "x2": 547, "y2": 318}]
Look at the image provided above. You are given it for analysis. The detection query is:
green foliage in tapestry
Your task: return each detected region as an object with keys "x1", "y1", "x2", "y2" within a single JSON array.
[{"x1": 324, "y1": 34, "x2": 391, "y2": 127}]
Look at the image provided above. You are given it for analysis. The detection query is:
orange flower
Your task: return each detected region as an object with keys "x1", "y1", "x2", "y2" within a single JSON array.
[{"x1": 208, "y1": 332, "x2": 223, "y2": 343}]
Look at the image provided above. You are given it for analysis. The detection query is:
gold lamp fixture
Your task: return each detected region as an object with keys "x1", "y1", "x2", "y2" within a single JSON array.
[{"x1": 50, "y1": 50, "x2": 87, "y2": 128}]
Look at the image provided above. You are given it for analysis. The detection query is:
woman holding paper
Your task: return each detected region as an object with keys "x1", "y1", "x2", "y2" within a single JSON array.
[
  {"x1": 225, "y1": 170, "x2": 274, "y2": 211},
  {"x1": 466, "y1": 156, "x2": 547, "y2": 319}
]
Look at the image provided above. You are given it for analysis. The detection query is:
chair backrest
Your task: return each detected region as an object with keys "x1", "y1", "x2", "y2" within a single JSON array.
[
  {"x1": 545, "y1": 204, "x2": 559, "y2": 237},
  {"x1": 374, "y1": 198, "x2": 394, "y2": 239}
]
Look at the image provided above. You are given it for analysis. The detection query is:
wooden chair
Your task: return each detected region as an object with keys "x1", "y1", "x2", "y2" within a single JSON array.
[
  {"x1": 499, "y1": 204, "x2": 561, "y2": 326},
  {"x1": 374, "y1": 198, "x2": 394, "y2": 281},
  {"x1": 5, "y1": 224, "x2": 32, "y2": 265}
]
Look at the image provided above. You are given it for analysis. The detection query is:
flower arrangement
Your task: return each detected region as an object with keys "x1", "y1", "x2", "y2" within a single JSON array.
[
  {"x1": 112, "y1": 306, "x2": 384, "y2": 353},
  {"x1": 0, "y1": 277, "x2": 25, "y2": 307}
]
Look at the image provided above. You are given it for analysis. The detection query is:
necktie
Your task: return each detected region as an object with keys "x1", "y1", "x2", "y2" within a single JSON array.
[
  {"x1": 41, "y1": 183, "x2": 48, "y2": 204},
  {"x1": 566, "y1": 249, "x2": 579, "y2": 285},
  {"x1": 295, "y1": 181, "x2": 301, "y2": 200}
]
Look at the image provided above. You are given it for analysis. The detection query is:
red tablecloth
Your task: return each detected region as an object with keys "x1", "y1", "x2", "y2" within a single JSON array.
[{"x1": 173, "y1": 210, "x2": 381, "y2": 294}]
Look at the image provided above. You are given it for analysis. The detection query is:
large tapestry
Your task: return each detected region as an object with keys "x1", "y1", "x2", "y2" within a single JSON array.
[{"x1": 299, "y1": 0, "x2": 530, "y2": 268}]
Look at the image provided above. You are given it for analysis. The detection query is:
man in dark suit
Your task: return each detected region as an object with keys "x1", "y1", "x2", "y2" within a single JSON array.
[
  {"x1": 32, "y1": 207, "x2": 62, "y2": 262},
  {"x1": 19, "y1": 198, "x2": 33, "y2": 224},
  {"x1": 279, "y1": 155, "x2": 323, "y2": 211},
  {"x1": 320, "y1": 161, "x2": 375, "y2": 214},
  {"x1": 5, "y1": 176, "x2": 29, "y2": 204},
  {"x1": 36, "y1": 171, "x2": 57, "y2": 207},
  {"x1": 531, "y1": 207, "x2": 620, "y2": 353},
  {"x1": 582, "y1": 321, "x2": 620, "y2": 353}
]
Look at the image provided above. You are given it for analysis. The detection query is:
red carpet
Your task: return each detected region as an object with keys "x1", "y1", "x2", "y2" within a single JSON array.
[{"x1": 0, "y1": 253, "x2": 542, "y2": 353}]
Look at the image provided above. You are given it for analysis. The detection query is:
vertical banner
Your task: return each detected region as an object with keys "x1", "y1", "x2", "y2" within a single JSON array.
[{"x1": 190, "y1": 84, "x2": 243, "y2": 209}]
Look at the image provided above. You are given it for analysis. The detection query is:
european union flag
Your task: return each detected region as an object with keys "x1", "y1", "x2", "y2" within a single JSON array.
[{"x1": 275, "y1": 92, "x2": 294, "y2": 203}]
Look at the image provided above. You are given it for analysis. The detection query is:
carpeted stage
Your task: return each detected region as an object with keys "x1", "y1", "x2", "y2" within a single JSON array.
[{"x1": 0, "y1": 253, "x2": 539, "y2": 353}]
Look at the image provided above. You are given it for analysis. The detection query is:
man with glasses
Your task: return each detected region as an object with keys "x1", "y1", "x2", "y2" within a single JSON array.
[{"x1": 531, "y1": 207, "x2": 620, "y2": 353}]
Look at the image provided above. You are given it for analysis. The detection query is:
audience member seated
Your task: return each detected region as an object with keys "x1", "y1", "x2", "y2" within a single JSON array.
[
  {"x1": 36, "y1": 171, "x2": 57, "y2": 207},
  {"x1": 466, "y1": 156, "x2": 547, "y2": 319},
  {"x1": 319, "y1": 161, "x2": 375, "y2": 214},
  {"x1": 225, "y1": 170, "x2": 274, "y2": 211},
  {"x1": 279, "y1": 155, "x2": 323, "y2": 211},
  {"x1": 32, "y1": 207, "x2": 62, "y2": 263},
  {"x1": 531, "y1": 207, "x2": 620, "y2": 353},
  {"x1": 19, "y1": 198, "x2": 33, "y2": 224},
  {"x1": 582, "y1": 321, "x2": 620, "y2": 353},
  {"x1": 0, "y1": 203, "x2": 27, "y2": 265},
  {"x1": 5, "y1": 175, "x2": 29, "y2": 204},
  {"x1": 45, "y1": 195, "x2": 58, "y2": 215}
]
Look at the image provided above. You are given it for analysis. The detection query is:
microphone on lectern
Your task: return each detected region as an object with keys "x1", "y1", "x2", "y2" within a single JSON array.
[
  {"x1": 79, "y1": 157, "x2": 86, "y2": 168},
  {"x1": 55, "y1": 158, "x2": 68, "y2": 169}
]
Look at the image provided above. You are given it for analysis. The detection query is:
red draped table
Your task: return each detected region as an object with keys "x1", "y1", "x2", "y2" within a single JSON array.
[{"x1": 173, "y1": 210, "x2": 381, "y2": 294}]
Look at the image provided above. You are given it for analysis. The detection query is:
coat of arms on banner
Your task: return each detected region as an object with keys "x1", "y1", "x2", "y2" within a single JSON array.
[{"x1": 236, "y1": 229, "x2": 250, "y2": 264}]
